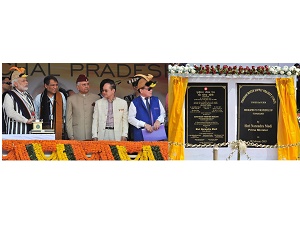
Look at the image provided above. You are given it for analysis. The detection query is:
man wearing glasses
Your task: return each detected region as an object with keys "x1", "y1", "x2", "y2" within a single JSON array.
[
  {"x1": 92, "y1": 79, "x2": 128, "y2": 141},
  {"x1": 128, "y1": 74, "x2": 166, "y2": 141},
  {"x1": 33, "y1": 75, "x2": 67, "y2": 140}
]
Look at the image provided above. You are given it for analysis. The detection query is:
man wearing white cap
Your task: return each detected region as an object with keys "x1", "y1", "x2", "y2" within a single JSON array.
[{"x1": 2, "y1": 67, "x2": 35, "y2": 134}]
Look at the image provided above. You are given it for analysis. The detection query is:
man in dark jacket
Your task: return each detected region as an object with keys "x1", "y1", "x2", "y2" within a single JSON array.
[{"x1": 128, "y1": 74, "x2": 166, "y2": 141}]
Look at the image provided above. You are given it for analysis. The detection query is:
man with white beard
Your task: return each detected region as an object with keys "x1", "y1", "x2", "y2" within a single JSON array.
[{"x1": 2, "y1": 67, "x2": 35, "y2": 134}]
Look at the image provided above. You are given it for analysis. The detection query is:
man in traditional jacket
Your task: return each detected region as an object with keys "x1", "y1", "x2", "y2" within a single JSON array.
[
  {"x1": 34, "y1": 75, "x2": 67, "y2": 140},
  {"x1": 66, "y1": 74, "x2": 100, "y2": 140},
  {"x1": 2, "y1": 67, "x2": 35, "y2": 134},
  {"x1": 92, "y1": 79, "x2": 128, "y2": 141},
  {"x1": 128, "y1": 74, "x2": 166, "y2": 141}
]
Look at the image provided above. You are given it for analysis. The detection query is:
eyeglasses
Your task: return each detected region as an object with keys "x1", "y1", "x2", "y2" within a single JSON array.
[
  {"x1": 102, "y1": 89, "x2": 110, "y2": 93},
  {"x1": 142, "y1": 87, "x2": 153, "y2": 91},
  {"x1": 2, "y1": 82, "x2": 12, "y2": 85}
]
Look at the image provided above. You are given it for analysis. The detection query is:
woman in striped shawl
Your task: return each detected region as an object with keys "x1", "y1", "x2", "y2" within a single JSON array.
[{"x1": 2, "y1": 67, "x2": 35, "y2": 134}]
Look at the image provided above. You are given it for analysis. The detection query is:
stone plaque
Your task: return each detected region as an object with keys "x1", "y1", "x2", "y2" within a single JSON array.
[
  {"x1": 185, "y1": 83, "x2": 227, "y2": 146},
  {"x1": 237, "y1": 84, "x2": 279, "y2": 145}
]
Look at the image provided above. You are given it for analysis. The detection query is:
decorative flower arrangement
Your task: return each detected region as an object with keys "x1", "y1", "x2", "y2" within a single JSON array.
[
  {"x1": 168, "y1": 64, "x2": 196, "y2": 75},
  {"x1": 168, "y1": 64, "x2": 300, "y2": 76},
  {"x1": 2, "y1": 140, "x2": 168, "y2": 161}
]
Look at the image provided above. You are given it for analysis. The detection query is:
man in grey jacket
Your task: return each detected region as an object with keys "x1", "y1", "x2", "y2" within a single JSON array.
[{"x1": 66, "y1": 74, "x2": 100, "y2": 140}]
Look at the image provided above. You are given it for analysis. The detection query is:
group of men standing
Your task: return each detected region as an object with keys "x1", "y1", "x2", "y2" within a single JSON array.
[{"x1": 2, "y1": 66, "x2": 167, "y2": 142}]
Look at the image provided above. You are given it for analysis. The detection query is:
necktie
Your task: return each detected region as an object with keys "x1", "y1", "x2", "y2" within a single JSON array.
[{"x1": 145, "y1": 97, "x2": 151, "y2": 116}]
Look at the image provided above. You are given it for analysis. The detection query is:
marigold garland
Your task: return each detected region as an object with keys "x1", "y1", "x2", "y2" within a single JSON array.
[
  {"x1": 15, "y1": 144, "x2": 30, "y2": 161},
  {"x1": 116, "y1": 145, "x2": 131, "y2": 160},
  {"x1": 110, "y1": 145, "x2": 121, "y2": 160},
  {"x1": 56, "y1": 144, "x2": 69, "y2": 160},
  {"x1": 151, "y1": 146, "x2": 164, "y2": 160},
  {"x1": 32, "y1": 143, "x2": 58, "y2": 160},
  {"x1": 101, "y1": 144, "x2": 115, "y2": 160},
  {"x1": 135, "y1": 145, "x2": 156, "y2": 160},
  {"x1": 64, "y1": 144, "x2": 76, "y2": 160},
  {"x1": 2, "y1": 140, "x2": 169, "y2": 161},
  {"x1": 2, "y1": 151, "x2": 16, "y2": 161}
]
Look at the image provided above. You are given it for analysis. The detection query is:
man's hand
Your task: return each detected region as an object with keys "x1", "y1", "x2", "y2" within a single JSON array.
[
  {"x1": 121, "y1": 136, "x2": 127, "y2": 141},
  {"x1": 26, "y1": 118, "x2": 35, "y2": 124},
  {"x1": 92, "y1": 137, "x2": 98, "y2": 141},
  {"x1": 153, "y1": 120, "x2": 161, "y2": 130},
  {"x1": 144, "y1": 123, "x2": 153, "y2": 132}
]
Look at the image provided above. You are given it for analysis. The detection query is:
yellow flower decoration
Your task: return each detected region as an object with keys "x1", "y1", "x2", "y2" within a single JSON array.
[
  {"x1": 32, "y1": 143, "x2": 58, "y2": 160},
  {"x1": 56, "y1": 144, "x2": 69, "y2": 160}
]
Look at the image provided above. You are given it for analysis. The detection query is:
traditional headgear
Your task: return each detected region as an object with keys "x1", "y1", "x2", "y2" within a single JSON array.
[
  {"x1": 127, "y1": 74, "x2": 157, "y2": 89},
  {"x1": 9, "y1": 67, "x2": 28, "y2": 81},
  {"x1": 76, "y1": 74, "x2": 88, "y2": 83}
]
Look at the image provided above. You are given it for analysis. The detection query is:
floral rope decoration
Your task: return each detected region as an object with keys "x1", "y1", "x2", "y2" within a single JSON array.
[
  {"x1": 100, "y1": 144, "x2": 114, "y2": 160},
  {"x1": 116, "y1": 145, "x2": 131, "y2": 160},
  {"x1": 64, "y1": 144, "x2": 76, "y2": 160},
  {"x1": 26, "y1": 144, "x2": 38, "y2": 160},
  {"x1": 68, "y1": 142, "x2": 85, "y2": 160},
  {"x1": 32, "y1": 143, "x2": 58, "y2": 160},
  {"x1": 32, "y1": 143, "x2": 46, "y2": 160},
  {"x1": 2, "y1": 151, "x2": 17, "y2": 161},
  {"x1": 15, "y1": 144, "x2": 31, "y2": 161},
  {"x1": 134, "y1": 151, "x2": 143, "y2": 161},
  {"x1": 109, "y1": 145, "x2": 121, "y2": 160},
  {"x1": 151, "y1": 146, "x2": 164, "y2": 160},
  {"x1": 2, "y1": 140, "x2": 169, "y2": 161},
  {"x1": 56, "y1": 144, "x2": 69, "y2": 160},
  {"x1": 168, "y1": 64, "x2": 300, "y2": 76},
  {"x1": 141, "y1": 145, "x2": 155, "y2": 160},
  {"x1": 73, "y1": 141, "x2": 99, "y2": 160}
]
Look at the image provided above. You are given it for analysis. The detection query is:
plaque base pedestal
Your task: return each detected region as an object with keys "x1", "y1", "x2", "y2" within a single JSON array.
[{"x1": 30, "y1": 129, "x2": 55, "y2": 134}]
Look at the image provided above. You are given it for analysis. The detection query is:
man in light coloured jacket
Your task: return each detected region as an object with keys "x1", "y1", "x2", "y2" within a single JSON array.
[
  {"x1": 66, "y1": 74, "x2": 100, "y2": 140},
  {"x1": 92, "y1": 79, "x2": 128, "y2": 141}
]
